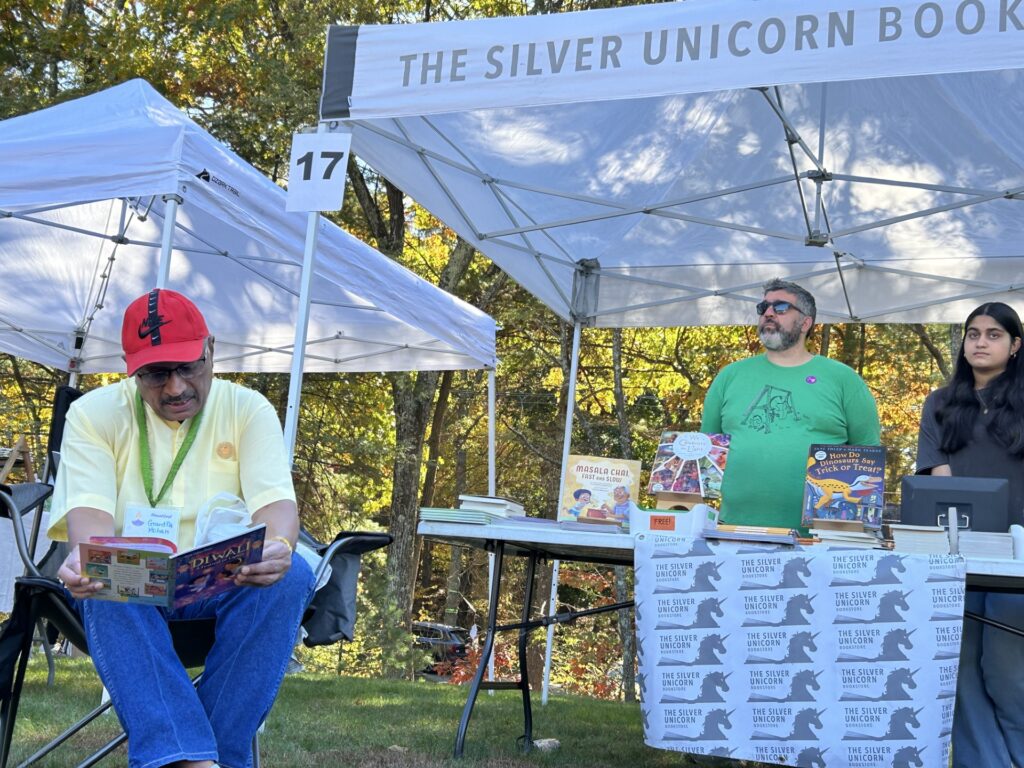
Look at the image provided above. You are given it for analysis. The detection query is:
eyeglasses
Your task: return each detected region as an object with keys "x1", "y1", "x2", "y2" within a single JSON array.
[
  {"x1": 136, "y1": 357, "x2": 207, "y2": 388},
  {"x1": 756, "y1": 300, "x2": 803, "y2": 316}
]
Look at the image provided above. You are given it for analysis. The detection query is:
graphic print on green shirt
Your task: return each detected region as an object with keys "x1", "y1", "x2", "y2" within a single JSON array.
[
  {"x1": 700, "y1": 355, "x2": 881, "y2": 531},
  {"x1": 738, "y1": 384, "x2": 802, "y2": 435}
]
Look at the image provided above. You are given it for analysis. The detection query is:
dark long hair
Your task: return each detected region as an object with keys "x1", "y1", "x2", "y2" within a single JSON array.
[{"x1": 937, "y1": 302, "x2": 1024, "y2": 458}]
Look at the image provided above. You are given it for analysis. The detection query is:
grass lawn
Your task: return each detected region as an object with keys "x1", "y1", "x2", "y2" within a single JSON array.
[{"x1": 4, "y1": 655, "x2": 756, "y2": 767}]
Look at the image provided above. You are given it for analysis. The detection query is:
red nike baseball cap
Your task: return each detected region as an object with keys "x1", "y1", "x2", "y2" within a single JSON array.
[{"x1": 122, "y1": 289, "x2": 210, "y2": 376}]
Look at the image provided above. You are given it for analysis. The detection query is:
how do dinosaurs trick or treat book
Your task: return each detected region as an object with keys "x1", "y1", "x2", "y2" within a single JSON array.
[{"x1": 801, "y1": 444, "x2": 886, "y2": 529}]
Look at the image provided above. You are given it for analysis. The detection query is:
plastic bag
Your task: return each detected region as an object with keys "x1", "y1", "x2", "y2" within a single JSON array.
[
  {"x1": 194, "y1": 492, "x2": 252, "y2": 546},
  {"x1": 193, "y1": 493, "x2": 329, "y2": 588}
]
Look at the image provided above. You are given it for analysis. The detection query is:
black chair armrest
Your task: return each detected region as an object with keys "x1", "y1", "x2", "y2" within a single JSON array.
[
  {"x1": 11, "y1": 576, "x2": 89, "y2": 653},
  {"x1": 317, "y1": 531, "x2": 392, "y2": 562},
  {"x1": 0, "y1": 483, "x2": 52, "y2": 521},
  {"x1": 1, "y1": 484, "x2": 54, "y2": 579},
  {"x1": 300, "y1": 532, "x2": 392, "y2": 648}
]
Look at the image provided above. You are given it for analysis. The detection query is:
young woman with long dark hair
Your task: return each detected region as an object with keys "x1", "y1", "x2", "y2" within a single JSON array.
[{"x1": 916, "y1": 301, "x2": 1024, "y2": 767}]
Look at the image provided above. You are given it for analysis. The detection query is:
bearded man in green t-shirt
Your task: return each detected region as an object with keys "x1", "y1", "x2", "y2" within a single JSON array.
[{"x1": 700, "y1": 278, "x2": 881, "y2": 531}]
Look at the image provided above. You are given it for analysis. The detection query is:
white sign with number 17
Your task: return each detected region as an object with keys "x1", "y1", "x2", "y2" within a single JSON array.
[{"x1": 285, "y1": 130, "x2": 352, "y2": 212}]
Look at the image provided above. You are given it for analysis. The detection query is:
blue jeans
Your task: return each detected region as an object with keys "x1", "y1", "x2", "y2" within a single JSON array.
[
  {"x1": 75, "y1": 554, "x2": 315, "y2": 768},
  {"x1": 953, "y1": 590, "x2": 1024, "y2": 767}
]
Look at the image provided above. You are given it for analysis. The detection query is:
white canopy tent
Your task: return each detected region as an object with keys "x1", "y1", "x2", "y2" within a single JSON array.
[
  {"x1": 321, "y1": 0, "x2": 1024, "y2": 326},
  {"x1": 0, "y1": 79, "x2": 495, "y2": 377},
  {"x1": 0, "y1": 80, "x2": 499, "y2": 612},
  {"x1": 320, "y1": 0, "x2": 1024, "y2": 706}
]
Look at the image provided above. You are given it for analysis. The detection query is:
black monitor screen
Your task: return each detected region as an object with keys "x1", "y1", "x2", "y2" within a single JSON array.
[{"x1": 900, "y1": 475, "x2": 1010, "y2": 532}]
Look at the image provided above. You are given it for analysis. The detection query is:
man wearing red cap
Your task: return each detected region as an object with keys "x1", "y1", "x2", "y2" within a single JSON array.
[{"x1": 48, "y1": 289, "x2": 315, "y2": 768}]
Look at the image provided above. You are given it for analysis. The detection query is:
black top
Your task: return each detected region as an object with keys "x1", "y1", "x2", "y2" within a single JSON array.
[{"x1": 917, "y1": 387, "x2": 1024, "y2": 523}]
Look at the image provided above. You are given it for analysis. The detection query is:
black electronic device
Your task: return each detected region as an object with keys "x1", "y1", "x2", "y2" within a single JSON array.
[{"x1": 899, "y1": 475, "x2": 1010, "y2": 532}]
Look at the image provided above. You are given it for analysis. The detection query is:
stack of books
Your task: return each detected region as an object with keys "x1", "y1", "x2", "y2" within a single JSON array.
[
  {"x1": 457, "y1": 494, "x2": 525, "y2": 516},
  {"x1": 888, "y1": 523, "x2": 949, "y2": 554},
  {"x1": 958, "y1": 530, "x2": 1015, "y2": 559},
  {"x1": 419, "y1": 507, "x2": 501, "y2": 525},
  {"x1": 701, "y1": 523, "x2": 799, "y2": 546},
  {"x1": 419, "y1": 495, "x2": 525, "y2": 526},
  {"x1": 809, "y1": 519, "x2": 883, "y2": 549}
]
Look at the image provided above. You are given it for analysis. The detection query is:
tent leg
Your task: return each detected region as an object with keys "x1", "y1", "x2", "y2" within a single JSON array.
[
  {"x1": 282, "y1": 207, "x2": 320, "y2": 463},
  {"x1": 541, "y1": 321, "x2": 582, "y2": 705},
  {"x1": 486, "y1": 368, "x2": 497, "y2": 687},
  {"x1": 155, "y1": 194, "x2": 182, "y2": 289}
]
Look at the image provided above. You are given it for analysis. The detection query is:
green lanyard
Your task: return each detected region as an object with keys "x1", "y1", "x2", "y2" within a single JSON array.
[{"x1": 135, "y1": 390, "x2": 203, "y2": 508}]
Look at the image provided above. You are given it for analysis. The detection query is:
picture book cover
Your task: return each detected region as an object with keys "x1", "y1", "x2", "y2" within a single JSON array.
[
  {"x1": 646, "y1": 431, "x2": 730, "y2": 499},
  {"x1": 79, "y1": 524, "x2": 266, "y2": 609},
  {"x1": 559, "y1": 455, "x2": 643, "y2": 526},
  {"x1": 801, "y1": 444, "x2": 886, "y2": 528}
]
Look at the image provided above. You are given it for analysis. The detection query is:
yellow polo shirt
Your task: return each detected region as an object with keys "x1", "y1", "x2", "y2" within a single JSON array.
[{"x1": 48, "y1": 378, "x2": 295, "y2": 549}]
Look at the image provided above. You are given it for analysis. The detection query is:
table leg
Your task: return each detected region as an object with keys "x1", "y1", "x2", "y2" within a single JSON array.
[
  {"x1": 517, "y1": 552, "x2": 538, "y2": 752},
  {"x1": 454, "y1": 542, "x2": 505, "y2": 758}
]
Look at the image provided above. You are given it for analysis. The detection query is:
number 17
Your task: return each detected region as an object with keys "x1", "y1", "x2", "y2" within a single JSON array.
[{"x1": 295, "y1": 151, "x2": 346, "y2": 181}]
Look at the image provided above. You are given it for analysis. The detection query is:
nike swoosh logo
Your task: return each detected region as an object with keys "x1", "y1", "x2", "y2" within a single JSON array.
[{"x1": 138, "y1": 318, "x2": 169, "y2": 339}]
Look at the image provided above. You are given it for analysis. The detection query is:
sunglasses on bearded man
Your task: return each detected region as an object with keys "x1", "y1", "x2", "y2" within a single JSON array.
[{"x1": 755, "y1": 300, "x2": 804, "y2": 316}]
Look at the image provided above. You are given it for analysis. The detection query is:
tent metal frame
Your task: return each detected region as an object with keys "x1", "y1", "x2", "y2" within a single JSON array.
[{"x1": 344, "y1": 82, "x2": 1024, "y2": 327}]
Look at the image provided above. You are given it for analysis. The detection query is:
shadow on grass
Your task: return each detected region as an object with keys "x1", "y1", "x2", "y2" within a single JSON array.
[{"x1": 9, "y1": 657, "x2": 768, "y2": 767}]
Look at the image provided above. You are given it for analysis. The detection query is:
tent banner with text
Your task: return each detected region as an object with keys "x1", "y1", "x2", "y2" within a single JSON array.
[{"x1": 321, "y1": 0, "x2": 1024, "y2": 119}]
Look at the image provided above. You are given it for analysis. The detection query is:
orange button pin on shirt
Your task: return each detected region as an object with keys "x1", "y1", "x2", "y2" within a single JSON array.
[{"x1": 216, "y1": 442, "x2": 235, "y2": 459}]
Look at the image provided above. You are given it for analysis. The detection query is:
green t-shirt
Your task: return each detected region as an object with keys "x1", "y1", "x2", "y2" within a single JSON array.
[{"x1": 700, "y1": 355, "x2": 881, "y2": 531}]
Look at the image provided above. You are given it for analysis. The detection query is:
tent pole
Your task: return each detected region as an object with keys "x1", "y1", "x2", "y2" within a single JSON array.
[
  {"x1": 283, "y1": 123, "x2": 337, "y2": 464},
  {"x1": 488, "y1": 368, "x2": 496, "y2": 495},
  {"x1": 155, "y1": 194, "x2": 182, "y2": 289},
  {"x1": 282, "y1": 210, "x2": 321, "y2": 464},
  {"x1": 486, "y1": 367, "x2": 497, "y2": 686},
  {"x1": 542, "y1": 321, "x2": 582, "y2": 705}
]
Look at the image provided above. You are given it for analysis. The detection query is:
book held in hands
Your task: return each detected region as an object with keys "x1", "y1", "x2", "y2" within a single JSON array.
[
  {"x1": 801, "y1": 444, "x2": 886, "y2": 529},
  {"x1": 79, "y1": 524, "x2": 266, "y2": 609}
]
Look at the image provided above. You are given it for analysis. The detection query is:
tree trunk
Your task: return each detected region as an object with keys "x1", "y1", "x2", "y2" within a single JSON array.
[
  {"x1": 910, "y1": 324, "x2": 950, "y2": 379},
  {"x1": 383, "y1": 369, "x2": 439, "y2": 677},
  {"x1": 380, "y1": 237, "x2": 477, "y2": 678},
  {"x1": 443, "y1": 447, "x2": 468, "y2": 626},
  {"x1": 418, "y1": 370, "x2": 455, "y2": 591},
  {"x1": 818, "y1": 323, "x2": 831, "y2": 358}
]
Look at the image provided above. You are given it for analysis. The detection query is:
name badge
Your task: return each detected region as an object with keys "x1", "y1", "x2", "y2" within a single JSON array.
[{"x1": 124, "y1": 503, "x2": 182, "y2": 546}]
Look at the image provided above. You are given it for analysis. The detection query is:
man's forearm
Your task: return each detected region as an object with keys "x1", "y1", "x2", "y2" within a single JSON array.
[
  {"x1": 252, "y1": 499, "x2": 299, "y2": 546},
  {"x1": 67, "y1": 507, "x2": 116, "y2": 546}
]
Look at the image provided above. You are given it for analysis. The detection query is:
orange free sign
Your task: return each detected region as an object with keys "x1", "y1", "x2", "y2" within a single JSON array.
[{"x1": 648, "y1": 514, "x2": 678, "y2": 531}]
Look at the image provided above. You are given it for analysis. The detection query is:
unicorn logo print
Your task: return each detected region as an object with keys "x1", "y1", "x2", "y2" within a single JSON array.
[
  {"x1": 656, "y1": 597, "x2": 727, "y2": 630},
  {"x1": 844, "y1": 706, "x2": 923, "y2": 741},
  {"x1": 741, "y1": 556, "x2": 812, "y2": 590},
  {"x1": 834, "y1": 590, "x2": 911, "y2": 624},
  {"x1": 664, "y1": 708, "x2": 733, "y2": 741},
  {"x1": 838, "y1": 628, "x2": 915, "y2": 662},
  {"x1": 749, "y1": 669, "x2": 822, "y2": 703},
  {"x1": 744, "y1": 593, "x2": 815, "y2": 627},
  {"x1": 840, "y1": 668, "x2": 918, "y2": 702},
  {"x1": 746, "y1": 631, "x2": 818, "y2": 664},
  {"x1": 660, "y1": 633, "x2": 729, "y2": 667},
  {"x1": 831, "y1": 554, "x2": 908, "y2": 587},
  {"x1": 654, "y1": 560, "x2": 724, "y2": 594},
  {"x1": 662, "y1": 671, "x2": 731, "y2": 704},
  {"x1": 751, "y1": 707, "x2": 826, "y2": 741}
]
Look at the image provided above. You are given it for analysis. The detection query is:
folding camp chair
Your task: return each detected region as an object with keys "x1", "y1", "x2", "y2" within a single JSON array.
[{"x1": 0, "y1": 482, "x2": 391, "y2": 768}]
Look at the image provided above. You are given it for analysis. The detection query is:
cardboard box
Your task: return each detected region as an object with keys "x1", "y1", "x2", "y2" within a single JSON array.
[
  {"x1": 653, "y1": 491, "x2": 703, "y2": 511},
  {"x1": 631, "y1": 504, "x2": 719, "y2": 536}
]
